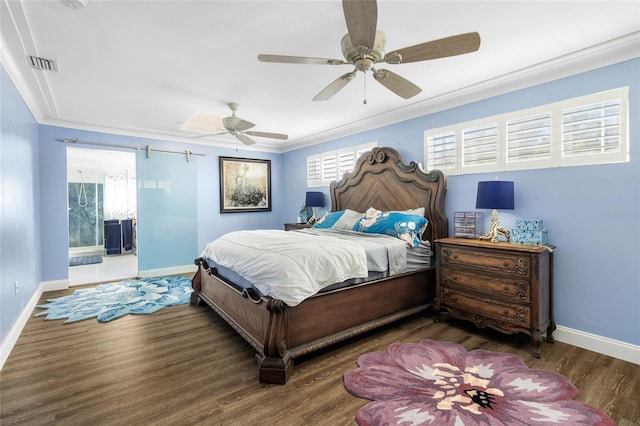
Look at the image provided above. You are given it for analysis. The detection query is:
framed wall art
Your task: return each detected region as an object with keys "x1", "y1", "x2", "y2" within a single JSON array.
[{"x1": 219, "y1": 156, "x2": 271, "y2": 213}]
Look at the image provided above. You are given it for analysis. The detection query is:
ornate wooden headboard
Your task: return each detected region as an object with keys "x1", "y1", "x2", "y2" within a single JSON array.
[{"x1": 329, "y1": 146, "x2": 448, "y2": 243}]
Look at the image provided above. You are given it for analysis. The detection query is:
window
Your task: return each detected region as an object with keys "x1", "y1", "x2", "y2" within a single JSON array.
[
  {"x1": 307, "y1": 142, "x2": 377, "y2": 187},
  {"x1": 425, "y1": 87, "x2": 629, "y2": 175}
]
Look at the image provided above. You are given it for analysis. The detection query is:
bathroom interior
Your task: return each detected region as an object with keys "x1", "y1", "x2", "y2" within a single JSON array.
[{"x1": 66, "y1": 147, "x2": 138, "y2": 285}]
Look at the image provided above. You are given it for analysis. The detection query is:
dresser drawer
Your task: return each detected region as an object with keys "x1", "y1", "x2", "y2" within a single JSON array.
[
  {"x1": 440, "y1": 267, "x2": 530, "y2": 303},
  {"x1": 441, "y1": 289, "x2": 531, "y2": 327},
  {"x1": 440, "y1": 246, "x2": 531, "y2": 277}
]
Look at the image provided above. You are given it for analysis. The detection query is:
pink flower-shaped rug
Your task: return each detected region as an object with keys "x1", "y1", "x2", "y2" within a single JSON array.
[{"x1": 344, "y1": 339, "x2": 614, "y2": 426}]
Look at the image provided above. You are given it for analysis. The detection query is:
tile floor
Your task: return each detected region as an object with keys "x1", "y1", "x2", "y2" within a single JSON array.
[{"x1": 68, "y1": 253, "x2": 138, "y2": 286}]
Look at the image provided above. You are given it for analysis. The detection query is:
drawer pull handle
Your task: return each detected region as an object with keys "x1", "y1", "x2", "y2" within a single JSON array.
[
  {"x1": 452, "y1": 255, "x2": 459, "y2": 260},
  {"x1": 503, "y1": 310, "x2": 509, "y2": 315},
  {"x1": 503, "y1": 262, "x2": 510, "y2": 267},
  {"x1": 503, "y1": 285, "x2": 509, "y2": 291}
]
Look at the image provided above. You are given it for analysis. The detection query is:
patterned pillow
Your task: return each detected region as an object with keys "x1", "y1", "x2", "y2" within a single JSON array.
[
  {"x1": 352, "y1": 207, "x2": 428, "y2": 248},
  {"x1": 313, "y1": 211, "x2": 344, "y2": 229}
]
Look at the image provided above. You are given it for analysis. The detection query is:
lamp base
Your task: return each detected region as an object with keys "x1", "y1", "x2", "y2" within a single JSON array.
[
  {"x1": 306, "y1": 208, "x2": 318, "y2": 225},
  {"x1": 478, "y1": 209, "x2": 511, "y2": 243}
]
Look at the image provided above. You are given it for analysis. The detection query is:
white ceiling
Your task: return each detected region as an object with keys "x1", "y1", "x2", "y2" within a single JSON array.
[{"x1": 2, "y1": 0, "x2": 639, "y2": 153}]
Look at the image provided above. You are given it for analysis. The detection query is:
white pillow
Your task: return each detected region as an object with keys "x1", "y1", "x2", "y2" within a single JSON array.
[
  {"x1": 403, "y1": 207, "x2": 425, "y2": 217},
  {"x1": 332, "y1": 209, "x2": 363, "y2": 230}
]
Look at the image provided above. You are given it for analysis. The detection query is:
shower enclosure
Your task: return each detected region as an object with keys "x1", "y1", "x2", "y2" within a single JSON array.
[
  {"x1": 67, "y1": 147, "x2": 137, "y2": 257},
  {"x1": 68, "y1": 172, "x2": 104, "y2": 253}
]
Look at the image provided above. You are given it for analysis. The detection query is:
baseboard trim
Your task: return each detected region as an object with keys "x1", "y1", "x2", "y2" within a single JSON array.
[
  {"x1": 554, "y1": 325, "x2": 640, "y2": 365},
  {"x1": 0, "y1": 283, "x2": 43, "y2": 370},
  {"x1": 42, "y1": 279, "x2": 70, "y2": 292},
  {"x1": 137, "y1": 264, "x2": 197, "y2": 278}
]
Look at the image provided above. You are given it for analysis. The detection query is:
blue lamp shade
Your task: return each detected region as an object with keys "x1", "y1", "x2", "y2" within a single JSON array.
[
  {"x1": 305, "y1": 191, "x2": 324, "y2": 208},
  {"x1": 476, "y1": 181, "x2": 514, "y2": 210}
]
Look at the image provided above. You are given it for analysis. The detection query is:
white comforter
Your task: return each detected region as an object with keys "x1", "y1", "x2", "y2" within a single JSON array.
[{"x1": 200, "y1": 229, "x2": 369, "y2": 306}]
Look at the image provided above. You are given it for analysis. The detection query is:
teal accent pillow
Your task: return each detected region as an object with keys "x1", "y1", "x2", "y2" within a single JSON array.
[
  {"x1": 313, "y1": 210, "x2": 345, "y2": 229},
  {"x1": 353, "y1": 208, "x2": 428, "y2": 247}
]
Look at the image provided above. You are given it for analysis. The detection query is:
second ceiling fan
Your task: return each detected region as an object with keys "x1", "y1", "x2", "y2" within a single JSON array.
[
  {"x1": 184, "y1": 103, "x2": 288, "y2": 145},
  {"x1": 258, "y1": 0, "x2": 480, "y2": 101}
]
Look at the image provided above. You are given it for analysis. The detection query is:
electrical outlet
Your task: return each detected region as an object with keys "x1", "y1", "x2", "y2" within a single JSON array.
[{"x1": 14, "y1": 281, "x2": 20, "y2": 294}]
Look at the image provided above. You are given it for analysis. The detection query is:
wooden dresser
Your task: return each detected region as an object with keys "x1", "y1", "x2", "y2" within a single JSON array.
[{"x1": 435, "y1": 238, "x2": 555, "y2": 357}]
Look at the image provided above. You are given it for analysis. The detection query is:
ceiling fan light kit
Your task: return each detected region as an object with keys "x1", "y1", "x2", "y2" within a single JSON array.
[{"x1": 180, "y1": 111, "x2": 224, "y2": 133}]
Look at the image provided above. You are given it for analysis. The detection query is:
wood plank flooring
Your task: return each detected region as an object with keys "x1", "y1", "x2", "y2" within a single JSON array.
[{"x1": 1, "y1": 286, "x2": 638, "y2": 425}]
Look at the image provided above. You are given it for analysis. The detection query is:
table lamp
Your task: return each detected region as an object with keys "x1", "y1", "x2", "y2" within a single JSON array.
[
  {"x1": 476, "y1": 180, "x2": 514, "y2": 242},
  {"x1": 305, "y1": 191, "x2": 324, "y2": 224}
]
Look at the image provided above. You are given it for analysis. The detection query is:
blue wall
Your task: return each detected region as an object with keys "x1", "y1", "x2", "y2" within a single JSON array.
[
  {"x1": 1, "y1": 66, "x2": 41, "y2": 345},
  {"x1": 37, "y1": 125, "x2": 283, "y2": 282},
  {"x1": 283, "y1": 59, "x2": 640, "y2": 347},
  {"x1": 1, "y1": 58, "x2": 638, "y2": 357}
]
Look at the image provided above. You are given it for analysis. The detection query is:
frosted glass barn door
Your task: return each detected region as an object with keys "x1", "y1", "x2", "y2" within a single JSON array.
[{"x1": 136, "y1": 151, "x2": 197, "y2": 273}]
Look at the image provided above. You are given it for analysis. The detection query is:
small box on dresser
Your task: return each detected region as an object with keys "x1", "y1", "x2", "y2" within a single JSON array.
[
  {"x1": 435, "y1": 238, "x2": 556, "y2": 357},
  {"x1": 511, "y1": 229, "x2": 549, "y2": 246},
  {"x1": 454, "y1": 211, "x2": 483, "y2": 238},
  {"x1": 511, "y1": 219, "x2": 548, "y2": 245},
  {"x1": 515, "y1": 219, "x2": 544, "y2": 231}
]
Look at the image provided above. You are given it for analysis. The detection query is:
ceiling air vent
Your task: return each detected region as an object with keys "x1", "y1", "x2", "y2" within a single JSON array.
[{"x1": 28, "y1": 55, "x2": 58, "y2": 72}]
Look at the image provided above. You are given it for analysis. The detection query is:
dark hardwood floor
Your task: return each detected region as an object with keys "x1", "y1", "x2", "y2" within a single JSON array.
[{"x1": 1, "y1": 287, "x2": 638, "y2": 425}]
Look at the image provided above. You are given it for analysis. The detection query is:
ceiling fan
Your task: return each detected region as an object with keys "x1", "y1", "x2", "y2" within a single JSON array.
[
  {"x1": 258, "y1": 0, "x2": 480, "y2": 102},
  {"x1": 181, "y1": 103, "x2": 288, "y2": 145}
]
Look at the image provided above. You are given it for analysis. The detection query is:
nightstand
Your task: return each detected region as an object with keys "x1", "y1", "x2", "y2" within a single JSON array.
[
  {"x1": 435, "y1": 238, "x2": 555, "y2": 357},
  {"x1": 284, "y1": 223, "x2": 312, "y2": 231}
]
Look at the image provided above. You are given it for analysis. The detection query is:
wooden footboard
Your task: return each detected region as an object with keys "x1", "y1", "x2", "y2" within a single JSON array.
[{"x1": 191, "y1": 258, "x2": 435, "y2": 384}]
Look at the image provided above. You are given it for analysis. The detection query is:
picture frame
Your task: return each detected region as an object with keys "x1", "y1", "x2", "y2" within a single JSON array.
[{"x1": 219, "y1": 156, "x2": 271, "y2": 213}]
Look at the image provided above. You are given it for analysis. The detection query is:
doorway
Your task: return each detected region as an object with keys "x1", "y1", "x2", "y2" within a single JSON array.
[{"x1": 67, "y1": 147, "x2": 138, "y2": 286}]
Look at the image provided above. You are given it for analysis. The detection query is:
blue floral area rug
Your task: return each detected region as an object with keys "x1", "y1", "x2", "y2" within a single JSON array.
[
  {"x1": 35, "y1": 276, "x2": 193, "y2": 323},
  {"x1": 344, "y1": 339, "x2": 615, "y2": 425}
]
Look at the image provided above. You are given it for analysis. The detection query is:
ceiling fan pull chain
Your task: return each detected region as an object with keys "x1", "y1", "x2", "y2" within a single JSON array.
[{"x1": 363, "y1": 72, "x2": 367, "y2": 105}]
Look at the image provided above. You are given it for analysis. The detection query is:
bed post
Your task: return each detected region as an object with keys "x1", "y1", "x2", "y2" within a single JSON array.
[
  {"x1": 190, "y1": 258, "x2": 204, "y2": 306},
  {"x1": 257, "y1": 299, "x2": 293, "y2": 384}
]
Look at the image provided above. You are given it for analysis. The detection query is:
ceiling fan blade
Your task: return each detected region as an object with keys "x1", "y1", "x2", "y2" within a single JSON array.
[
  {"x1": 190, "y1": 131, "x2": 228, "y2": 139},
  {"x1": 236, "y1": 133, "x2": 256, "y2": 145},
  {"x1": 245, "y1": 131, "x2": 288, "y2": 140},
  {"x1": 313, "y1": 70, "x2": 358, "y2": 101},
  {"x1": 383, "y1": 32, "x2": 481, "y2": 64},
  {"x1": 342, "y1": 0, "x2": 378, "y2": 51},
  {"x1": 258, "y1": 54, "x2": 347, "y2": 66},
  {"x1": 373, "y1": 68, "x2": 422, "y2": 99},
  {"x1": 223, "y1": 116, "x2": 255, "y2": 131}
]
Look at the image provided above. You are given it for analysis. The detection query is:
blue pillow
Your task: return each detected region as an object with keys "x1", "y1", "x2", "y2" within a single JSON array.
[
  {"x1": 313, "y1": 210, "x2": 345, "y2": 229},
  {"x1": 352, "y1": 208, "x2": 428, "y2": 247}
]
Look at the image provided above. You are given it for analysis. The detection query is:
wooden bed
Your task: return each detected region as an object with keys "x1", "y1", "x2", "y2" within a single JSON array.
[{"x1": 191, "y1": 147, "x2": 448, "y2": 384}]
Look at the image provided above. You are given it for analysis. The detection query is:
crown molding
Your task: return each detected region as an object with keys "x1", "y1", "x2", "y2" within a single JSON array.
[
  {"x1": 2, "y1": 3, "x2": 638, "y2": 156},
  {"x1": 282, "y1": 31, "x2": 640, "y2": 152}
]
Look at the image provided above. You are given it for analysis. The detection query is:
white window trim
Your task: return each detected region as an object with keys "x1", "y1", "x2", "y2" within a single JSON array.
[
  {"x1": 424, "y1": 87, "x2": 629, "y2": 175},
  {"x1": 307, "y1": 142, "x2": 377, "y2": 187}
]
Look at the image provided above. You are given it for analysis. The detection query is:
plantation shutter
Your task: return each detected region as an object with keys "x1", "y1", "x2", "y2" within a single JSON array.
[
  {"x1": 307, "y1": 157, "x2": 321, "y2": 184},
  {"x1": 307, "y1": 142, "x2": 377, "y2": 187},
  {"x1": 463, "y1": 123, "x2": 498, "y2": 168},
  {"x1": 321, "y1": 155, "x2": 337, "y2": 182},
  {"x1": 506, "y1": 113, "x2": 552, "y2": 163},
  {"x1": 562, "y1": 99, "x2": 622, "y2": 157},
  {"x1": 337, "y1": 151, "x2": 355, "y2": 180},
  {"x1": 426, "y1": 131, "x2": 456, "y2": 171}
]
